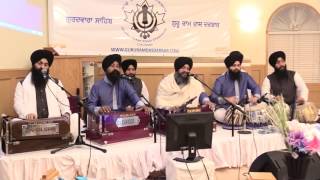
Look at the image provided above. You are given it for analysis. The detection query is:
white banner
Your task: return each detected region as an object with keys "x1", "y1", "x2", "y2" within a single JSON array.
[{"x1": 48, "y1": 0, "x2": 230, "y2": 57}]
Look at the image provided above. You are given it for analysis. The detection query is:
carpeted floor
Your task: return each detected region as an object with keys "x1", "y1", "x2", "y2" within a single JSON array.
[{"x1": 146, "y1": 167, "x2": 250, "y2": 180}]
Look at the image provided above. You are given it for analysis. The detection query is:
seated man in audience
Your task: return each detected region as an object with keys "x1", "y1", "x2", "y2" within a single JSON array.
[
  {"x1": 211, "y1": 51, "x2": 261, "y2": 122},
  {"x1": 156, "y1": 57, "x2": 214, "y2": 112},
  {"x1": 262, "y1": 51, "x2": 308, "y2": 105},
  {"x1": 87, "y1": 54, "x2": 147, "y2": 114},
  {"x1": 121, "y1": 59, "x2": 150, "y2": 109},
  {"x1": 14, "y1": 49, "x2": 71, "y2": 120}
]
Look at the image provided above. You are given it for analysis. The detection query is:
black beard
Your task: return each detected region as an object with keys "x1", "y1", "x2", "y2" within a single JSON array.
[
  {"x1": 127, "y1": 73, "x2": 135, "y2": 78},
  {"x1": 31, "y1": 67, "x2": 48, "y2": 88},
  {"x1": 107, "y1": 70, "x2": 120, "y2": 84},
  {"x1": 274, "y1": 66, "x2": 288, "y2": 78},
  {"x1": 229, "y1": 70, "x2": 240, "y2": 80},
  {"x1": 174, "y1": 72, "x2": 190, "y2": 86}
]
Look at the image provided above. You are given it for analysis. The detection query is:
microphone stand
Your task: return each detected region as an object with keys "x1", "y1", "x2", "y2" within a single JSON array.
[
  {"x1": 48, "y1": 76, "x2": 106, "y2": 154},
  {"x1": 191, "y1": 75, "x2": 246, "y2": 137},
  {"x1": 120, "y1": 75, "x2": 159, "y2": 143},
  {"x1": 140, "y1": 94, "x2": 168, "y2": 143},
  {"x1": 237, "y1": 91, "x2": 252, "y2": 135}
]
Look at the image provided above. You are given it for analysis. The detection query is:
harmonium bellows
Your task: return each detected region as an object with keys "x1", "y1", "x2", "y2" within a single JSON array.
[
  {"x1": 1, "y1": 116, "x2": 72, "y2": 154},
  {"x1": 86, "y1": 111, "x2": 152, "y2": 144}
]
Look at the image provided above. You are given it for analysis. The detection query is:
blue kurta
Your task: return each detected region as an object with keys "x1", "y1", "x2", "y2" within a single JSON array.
[
  {"x1": 87, "y1": 76, "x2": 141, "y2": 113},
  {"x1": 210, "y1": 71, "x2": 261, "y2": 108}
]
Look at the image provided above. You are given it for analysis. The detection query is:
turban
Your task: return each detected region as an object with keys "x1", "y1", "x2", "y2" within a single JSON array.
[
  {"x1": 102, "y1": 54, "x2": 122, "y2": 71},
  {"x1": 224, "y1": 51, "x2": 243, "y2": 68},
  {"x1": 174, "y1": 57, "x2": 193, "y2": 71},
  {"x1": 121, "y1": 59, "x2": 137, "y2": 71},
  {"x1": 30, "y1": 49, "x2": 54, "y2": 66},
  {"x1": 269, "y1": 51, "x2": 286, "y2": 67}
]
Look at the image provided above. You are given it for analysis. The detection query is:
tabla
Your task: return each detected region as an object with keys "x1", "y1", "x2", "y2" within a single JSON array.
[
  {"x1": 295, "y1": 102, "x2": 318, "y2": 123},
  {"x1": 245, "y1": 103, "x2": 271, "y2": 129},
  {"x1": 222, "y1": 106, "x2": 245, "y2": 130}
]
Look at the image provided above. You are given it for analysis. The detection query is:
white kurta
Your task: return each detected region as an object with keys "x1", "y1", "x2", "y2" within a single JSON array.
[
  {"x1": 141, "y1": 80, "x2": 149, "y2": 102},
  {"x1": 14, "y1": 72, "x2": 71, "y2": 119},
  {"x1": 156, "y1": 72, "x2": 206, "y2": 109}
]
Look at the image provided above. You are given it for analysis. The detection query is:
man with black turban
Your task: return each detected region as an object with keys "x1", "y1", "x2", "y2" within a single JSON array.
[
  {"x1": 121, "y1": 59, "x2": 149, "y2": 109},
  {"x1": 87, "y1": 54, "x2": 147, "y2": 114},
  {"x1": 262, "y1": 51, "x2": 308, "y2": 107},
  {"x1": 211, "y1": 51, "x2": 261, "y2": 122},
  {"x1": 14, "y1": 49, "x2": 71, "y2": 120},
  {"x1": 156, "y1": 57, "x2": 214, "y2": 111}
]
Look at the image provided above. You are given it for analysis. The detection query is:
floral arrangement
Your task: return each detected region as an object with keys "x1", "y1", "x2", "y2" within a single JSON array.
[
  {"x1": 287, "y1": 120, "x2": 320, "y2": 156},
  {"x1": 266, "y1": 97, "x2": 320, "y2": 158}
]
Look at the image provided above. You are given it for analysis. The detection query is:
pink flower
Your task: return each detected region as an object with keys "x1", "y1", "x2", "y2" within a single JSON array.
[{"x1": 306, "y1": 137, "x2": 320, "y2": 153}]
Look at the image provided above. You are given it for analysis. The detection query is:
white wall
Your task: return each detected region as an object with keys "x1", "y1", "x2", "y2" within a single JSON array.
[{"x1": 0, "y1": 0, "x2": 48, "y2": 69}]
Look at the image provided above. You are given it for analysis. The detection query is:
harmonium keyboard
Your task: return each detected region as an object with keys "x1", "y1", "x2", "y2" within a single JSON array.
[
  {"x1": 86, "y1": 111, "x2": 152, "y2": 144},
  {"x1": 1, "y1": 116, "x2": 72, "y2": 154}
]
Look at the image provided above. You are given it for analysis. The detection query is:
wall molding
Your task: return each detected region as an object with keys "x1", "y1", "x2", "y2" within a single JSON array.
[{"x1": 0, "y1": 57, "x2": 318, "y2": 115}]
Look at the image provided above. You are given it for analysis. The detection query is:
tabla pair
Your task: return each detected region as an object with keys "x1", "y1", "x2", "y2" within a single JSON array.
[{"x1": 221, "y1": 103, "x2": 272, "y2": 130}]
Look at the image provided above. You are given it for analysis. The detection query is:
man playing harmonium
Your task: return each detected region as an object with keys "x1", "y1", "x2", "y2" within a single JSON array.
[
  {"x1": 14, "y1": 49, "x2": 71, "y2": 119},
  {"x1": 211, "y1": 51, "x2": 261, "y2": 123},
  {"x1": 87, "y1": 54, "x2": 148, "y2": 114},
  {"x1": 262, "y1": 51, "x2": 312, "y2": 121},
  {"x1": 121, "y1": 58, "x2": 150, "y2": 110},
  {"x1": 155, "y1": 57, "x2": 214, "y2": 112}
]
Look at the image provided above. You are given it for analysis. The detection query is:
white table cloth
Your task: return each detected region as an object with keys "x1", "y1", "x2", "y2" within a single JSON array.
[
  {"x1": 166, "y1": 158, "x2": 215, "y2": 180},
  {"x1": 0, "y1": 126, "x2": 286, "y2": 180}
]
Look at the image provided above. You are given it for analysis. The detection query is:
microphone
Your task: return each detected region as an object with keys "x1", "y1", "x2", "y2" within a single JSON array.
[
  {"x1": 184, "y1": 96, "x2": 197, "y2": 106},
  {"x1": 178, "y1": 96, "x2": 198, "y2": 112},
  {"x1": 120, "y1": 74, "x2": 133, "y2": 80},
  {"x1": 257, "y1": 93, "x2": 268, "y2": 103},
  {"x1": 41, "y1": 69, "x2": 48, "y2": 79},
  {"x1": 188, "y1": 73, "x2": 197, "y2": 77}
]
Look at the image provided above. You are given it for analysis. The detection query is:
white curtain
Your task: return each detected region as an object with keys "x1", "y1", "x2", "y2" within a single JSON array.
[{"x1": 268, "y1": 3, "x2": 320, "y2": 31}]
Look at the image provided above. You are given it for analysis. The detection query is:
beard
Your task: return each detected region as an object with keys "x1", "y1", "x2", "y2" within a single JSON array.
[
  {"x1": 106, "y1": 70, "x2": 121, "y2": 84},
  {"x1": 174, "y1": 72, "x2": 190, "y2": 86},
  {"x1": 274, "y1": 65, "x2": 288, "y2": 78},
  {"x1": 229, "y1": 70, "x2": 241, "y2": 80},
  {"x1": 31, "y1": 67, "x2": 48, "y2": 88},
  {"x1": 126, "y1": 73, "x2": 135, "y2": 78}
]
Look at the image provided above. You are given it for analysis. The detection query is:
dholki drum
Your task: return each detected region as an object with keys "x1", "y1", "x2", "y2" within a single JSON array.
[
  {"x1": 222, "y1": 106, "x2": 245, "y2": 130},
  {"x1": 295, "y1": 102, "x2": 318, "y2": 123},
  {"x1": 245, "y1": 103, "x2": 271, "y2": 129}
]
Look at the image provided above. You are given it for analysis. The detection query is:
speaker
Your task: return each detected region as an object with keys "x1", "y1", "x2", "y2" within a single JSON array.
[{"x1": 249, "y1": 150, "x2": 320, "y2": 180}]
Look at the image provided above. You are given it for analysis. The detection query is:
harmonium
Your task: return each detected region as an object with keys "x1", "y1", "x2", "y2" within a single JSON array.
[
  {"x1": 86, "y1": 111, "x2": 152, "y2": 144},
  {"x1": 1, "y1": 116, "x2": 72, "y2": 154},
  {"x1": 157, "y1": 106, "x2": 212, "y2": 134}
]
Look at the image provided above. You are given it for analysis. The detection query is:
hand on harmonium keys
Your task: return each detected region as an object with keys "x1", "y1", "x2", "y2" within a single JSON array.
[
  {"x1": 125, "y1": 105, "x2": 135, "y2": 112},
  {"x1": 98, "y1": 106, "x2": 112, "y2": 114},
  {"x1": 126, "y1": 105, "x2": 151, "y2": 113},
  {"x1": 26, "y1": 113, "x2": 37, "y2": 120},
  {"x1": 135, "y1": 105, "x2": 151, "y2": 113},
  {"x1": 202, "y1": 100, "x2": 215, "y2": 110},
  {"x1": 168, "y1": 106, "x2": 180, "y2": 114},
  {"x1": 62, "y1": 112, "x2": 70, "y2": 120}
]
